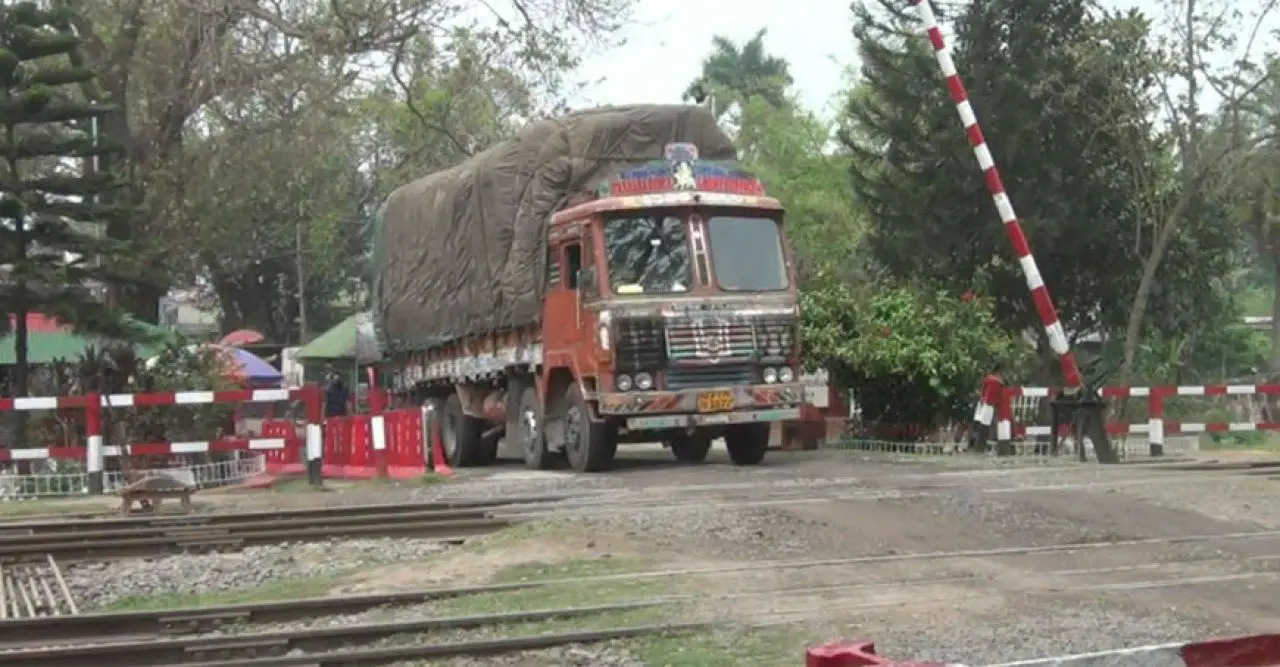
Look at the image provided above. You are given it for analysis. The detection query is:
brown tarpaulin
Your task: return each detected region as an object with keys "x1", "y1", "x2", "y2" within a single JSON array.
[{"x1": 373, "y1": 104, "x2": 736, "y2": 352}]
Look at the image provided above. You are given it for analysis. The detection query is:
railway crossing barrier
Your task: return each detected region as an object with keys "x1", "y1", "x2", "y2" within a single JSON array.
[
  {"x1": 994, "y1": 383, "x2": 1280, "y2": 458},
  {"x1": 0, "y1": 387, "x2": 322, "y2": 495}
]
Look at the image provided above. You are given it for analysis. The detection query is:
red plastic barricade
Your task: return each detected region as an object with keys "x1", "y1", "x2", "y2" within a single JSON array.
[
  {"x1": 807, "y1": 641, "x2": 944, "y2": 667},
  {"x1": 322, "y1": 416, "x2": 377, "y2": 479},
  {"x1": 383, "y1": 408, "x2": 427, "y2": 479},
  {"x1": 260, "y1": 420, "x2": 304, "y2": 475},
  {"x1": 262, "y1": 407, "x2": 443, "y2": 481}
]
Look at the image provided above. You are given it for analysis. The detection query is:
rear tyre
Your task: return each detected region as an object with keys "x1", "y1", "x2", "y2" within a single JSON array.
[
  {"x1": 724, "y1": 423, "x2": 769, "y2": 466},
  {"x1": 562, "y1": 385, "x2": 617, "y2": 472},
  {"x1": 514, "y1": 386, "x2": 557, "y2": 470},
  {"x1": 443, "y1": 393, "x2": 489, "y2": 467},
  {"x1": 667, "y1": 432, "x2": 712, "y2": 464}
]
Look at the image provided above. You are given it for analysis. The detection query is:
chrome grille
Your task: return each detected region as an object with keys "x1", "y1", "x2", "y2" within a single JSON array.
[
  {"x1": 665, "y1": 365, "x2": 756, "y2": 390},
  {"x1": 665, "y1": 317, "x2": 756, "y2": 362}
]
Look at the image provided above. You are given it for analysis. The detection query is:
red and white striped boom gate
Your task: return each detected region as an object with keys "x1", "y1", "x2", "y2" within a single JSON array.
[
  {"x1": 0, "y1": 387, "x2": 324, "y2": 492},
  {"x1": 910, "y1": 0, "x2": 1119, "y2": 462}
]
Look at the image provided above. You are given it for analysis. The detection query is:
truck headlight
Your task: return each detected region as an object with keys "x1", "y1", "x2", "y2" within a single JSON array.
[
  {"x1": 778, "y1": 367, "x2": 795, "y2": 383},
  {"x1": 634, "y1": 372, "x2": 653, "y2": 390},
  {"x1": 763, "y1": 367, "x2": 779, "y2": 384},
  {"x1": 615, "y1": 374, "x2": 632, "y2": 391},
  {"x1": 597, "y1": 311, "x2": 612, "y2": 351}
]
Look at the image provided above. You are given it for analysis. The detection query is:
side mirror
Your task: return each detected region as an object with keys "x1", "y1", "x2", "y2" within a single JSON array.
[{"x1": 576, "y1": 267, "x2": 596, "y2": 294}]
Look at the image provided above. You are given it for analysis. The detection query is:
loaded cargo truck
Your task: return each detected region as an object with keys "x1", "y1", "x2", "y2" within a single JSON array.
[{"x1": 372, "y1": 105, "x2": 804, "y2": 472}]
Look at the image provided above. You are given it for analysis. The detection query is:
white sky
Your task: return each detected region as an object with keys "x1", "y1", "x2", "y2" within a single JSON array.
[{"x1": 572, "y1": 0, "x2": 1275, "y2": 119}]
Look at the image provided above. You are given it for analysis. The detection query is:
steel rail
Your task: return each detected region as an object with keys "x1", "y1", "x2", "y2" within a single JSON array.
[
  {"x1": 0, "y1": 601, "x2": 679, "y2": 667},
  {"x1": 0, "y1": 508, "x2": 493, "y2": 544},
  {"x1": 0, "y1": 517, "x2": 511, "y2": 562},
  {"x1": 163, "y1": 622, "x2": 709, "y2": 667},
  {"x1": 0, "y1": 496, "x2": 570, "y2": 535}
]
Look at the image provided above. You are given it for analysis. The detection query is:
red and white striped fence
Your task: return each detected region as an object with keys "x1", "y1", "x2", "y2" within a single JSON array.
[
  {"x1": 0, "y1": 387, "x2": 323, "y2": 492},
  {"x1": 994, "y1": 384, "x2": 1280, "y2": 457}
]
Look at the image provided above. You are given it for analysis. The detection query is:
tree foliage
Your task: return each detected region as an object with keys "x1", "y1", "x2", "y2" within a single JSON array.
[
  {"x1": 62, "y1": 0, "x2": 634, "y2": 325},
  {"x1": 0, "y1": 0, "x2": 143, "y2": 396},
  {"x1": 842, "y1": 0, "x2": 1238, "y2": 375},
  {"x1": 803, "y1": 281, "x2": 1028, "y2": 429},
  {"x1": 682, "y1": 29, "x2": 793, "y2": 122}
]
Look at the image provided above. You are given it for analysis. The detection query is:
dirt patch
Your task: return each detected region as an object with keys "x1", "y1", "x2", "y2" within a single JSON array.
[{"x1": 331, "y1": 523, "x2": 659, "y2": 594}]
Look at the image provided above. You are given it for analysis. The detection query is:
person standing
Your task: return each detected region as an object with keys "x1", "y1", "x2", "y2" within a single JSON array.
[{"x1": 324, "y1": 367, "x2": 350, "y2": 418}]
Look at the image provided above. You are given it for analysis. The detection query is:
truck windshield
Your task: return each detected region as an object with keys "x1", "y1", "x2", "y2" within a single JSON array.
[
  {"x1": 603, "y1": 214, "x2": 692, "y2": 294},
  {"x1": 706, "y1": 216, "x2": 789, "y2": 291}
]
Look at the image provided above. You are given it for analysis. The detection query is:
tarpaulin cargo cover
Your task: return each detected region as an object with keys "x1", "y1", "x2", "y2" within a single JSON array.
[{"x1": 373, "y1": 104, "x2": 736, "y2": 352}]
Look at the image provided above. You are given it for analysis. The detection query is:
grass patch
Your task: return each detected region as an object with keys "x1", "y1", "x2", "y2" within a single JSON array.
[
  {"x1": 102, "y1": 574, "x2": 346, "y2": 612},
  {"x1": 1200, "y1": 433, "x2": 1280, "y2": 452},
  {"x1": 0, "y1": 498, "x2": 110, "y2": 518},
  {"x1": 433, "y1": 556, "x2": 665, "y2": 618}
]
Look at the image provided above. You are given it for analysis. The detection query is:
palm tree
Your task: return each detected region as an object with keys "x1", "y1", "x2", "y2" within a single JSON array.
[{"x1": 683, "y1": 29, "x2": 794, "y2": 119}]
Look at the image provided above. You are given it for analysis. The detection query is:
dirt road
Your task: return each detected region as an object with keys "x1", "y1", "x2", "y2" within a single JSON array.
[
  {"x1": 396, "y1": 447, "x2": 1280, "y2": 663},
  {"x1": 32, "y1": 446, "x2": 1279, "y2": 665}
]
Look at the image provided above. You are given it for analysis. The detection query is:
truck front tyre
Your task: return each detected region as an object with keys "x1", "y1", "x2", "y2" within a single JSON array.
[
  {"x1": 724, "y1": 423, "x2": 769, "y2": 466},
  {"x1": 514, "y1": 386, "x2": 557, "y2": 470},
  {"x1": 667, "y1": 432, "x2": 712, "y2": 463},
  {"x1": 443, "y1": 393, "x2": 492, "y2": 467},
  {"x1": 562, "y1": 386, "x2": 617, "y2": 472}
]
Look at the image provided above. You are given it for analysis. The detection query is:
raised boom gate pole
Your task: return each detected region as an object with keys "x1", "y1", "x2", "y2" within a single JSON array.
[{"x1": 909, "y1": 0, "x2": 1118, "y2": 463}]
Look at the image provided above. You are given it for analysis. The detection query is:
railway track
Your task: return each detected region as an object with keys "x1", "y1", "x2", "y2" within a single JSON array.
[
  {"x1": 0, "y1": 599, "x2": 696, "y2": 667},
  {"x1": 0, "y1": 500, "x2": 548, "y2": 562},
  {"x1": 3, "y1": 547, "x2": 1275, "y2": 646},
  {"x1": 0, "y1": 555, "x2": 77, "y2": 619},
  {"x1": 3, "y1": 538, "x2": 1277, "y2": 665}
]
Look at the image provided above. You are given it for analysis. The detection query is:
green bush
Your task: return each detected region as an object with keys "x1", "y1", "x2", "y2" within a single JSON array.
[{"x1": 802, "y1": 281, "x2": 1029, "y2": 437}]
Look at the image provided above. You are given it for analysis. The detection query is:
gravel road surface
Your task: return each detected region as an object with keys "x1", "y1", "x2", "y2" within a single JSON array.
[{"x1": 55, "y1": 446, "x2": 1280, "y2": 665}]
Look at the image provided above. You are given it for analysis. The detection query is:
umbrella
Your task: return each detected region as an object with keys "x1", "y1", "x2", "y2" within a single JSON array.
[
  {"x1": 220, "y1": 329, "x2": 265, "y2": 347},
  {"x1": 145, "y1": 344, "x2": 282, "y2": 384},
  {"x1": 221, "y1": 346, "x2": 282, "y2": 383}
]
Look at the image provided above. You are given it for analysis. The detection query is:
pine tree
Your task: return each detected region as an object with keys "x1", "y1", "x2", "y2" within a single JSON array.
[
  {"x1": 840, "y1": 0, "x2": 1235, "y2": 350},
  {"x1": 0, "y1": 1, "x2": 140, "y2": 398}
]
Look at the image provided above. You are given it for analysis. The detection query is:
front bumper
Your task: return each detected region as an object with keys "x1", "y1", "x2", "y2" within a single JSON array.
[
  {"x1": 597, "y1": 382, "x2": 804, "y2": 432},
  {"x1": 623, "y1": 407, "x2": 801, "y2": 430}
]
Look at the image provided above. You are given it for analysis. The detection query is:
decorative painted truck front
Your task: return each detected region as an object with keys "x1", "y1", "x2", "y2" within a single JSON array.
[
  {"x1": 597, "y1": 302, "x2": 803, "y2": 430},
  {"x1": 571, "y1": 143, "x2": 805, "y2": 434}
]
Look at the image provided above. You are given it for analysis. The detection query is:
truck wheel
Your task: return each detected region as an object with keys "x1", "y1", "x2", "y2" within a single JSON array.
[
  {"x1": 724, "y1": 423, "x2": 769, "y2": 466},
  {"x1": 514, "y1": 386, "x2": 557, "y2": 470},
  {"x1": 562, "y1": 385, "x2": 616, "y2": 472},
  {"x1": 443, "y1": 393, "x2": 488, "y2": 467},
  {"x1": 667, "y1": 432, "x2": 712, "y2": 463}
]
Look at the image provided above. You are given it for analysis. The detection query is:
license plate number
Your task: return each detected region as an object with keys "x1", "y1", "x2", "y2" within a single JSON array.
[{"x1": 697, "y1": 390, "x2": 734, "y2": 412}]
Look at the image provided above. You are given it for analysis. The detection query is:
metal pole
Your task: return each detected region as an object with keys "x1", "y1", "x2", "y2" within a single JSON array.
[{"x1": 295, "y1": 219, "x2": 308, "y2": 343}]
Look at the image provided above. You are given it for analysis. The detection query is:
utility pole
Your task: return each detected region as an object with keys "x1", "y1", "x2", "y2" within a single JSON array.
[{"x1": 295, "y1": 218, "x2": 308, "y2": 344}]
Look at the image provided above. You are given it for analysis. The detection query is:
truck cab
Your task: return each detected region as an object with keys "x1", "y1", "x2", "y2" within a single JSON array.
[{"x1": 535, "y1": 143, "x2": 803, "y2": 470}]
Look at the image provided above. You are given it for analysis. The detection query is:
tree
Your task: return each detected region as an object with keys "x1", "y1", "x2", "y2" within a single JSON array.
[
  {"x1": 683, "y1": 29, "x2": 793, "y2": 121},
  {"x1": 0, "y1": 1, "x2": 140, "y2": 398},
  {"x1": 1117, "y1": 0, "x2": 1280, "y2": 385},
  {"x1": 61, "y1": 0, "x2": 635, "y2": 324},
  {"x1": 842, "y1": 0, "x2": 1236, "y2": 382},
  {"x1": 734, "y1": 98, "x2": 868, "y2": 288}
]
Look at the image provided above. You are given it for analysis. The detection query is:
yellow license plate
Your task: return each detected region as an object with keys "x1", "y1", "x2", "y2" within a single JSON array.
[{"x1": 697, "y1": 390, "x2": 734, "y2": 412}]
